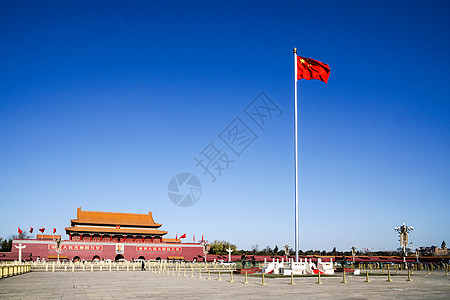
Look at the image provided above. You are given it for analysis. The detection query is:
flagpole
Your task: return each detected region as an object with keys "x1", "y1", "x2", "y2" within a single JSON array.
[{"x1": 293, "y1": 47, "x2": 299, "y2": 262}]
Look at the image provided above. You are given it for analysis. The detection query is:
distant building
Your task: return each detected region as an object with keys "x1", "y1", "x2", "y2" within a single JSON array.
[
  {"x1": 419, "y1": 241, "x2": 447, "y2": 256},
  {"x1": 2, "y1": 208, "x2": 204, "y2": 262},
  {"x1": 65, "y1": 207, "x2": 169, "y2": 243}
]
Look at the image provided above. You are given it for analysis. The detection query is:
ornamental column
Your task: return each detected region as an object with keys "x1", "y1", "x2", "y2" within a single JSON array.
[
  {"x1": 15, "y1": 243, "x2": 26, "y2": 262},
  {"x1": 226, "y1": 247, "x2": 233, "y2": 262}
]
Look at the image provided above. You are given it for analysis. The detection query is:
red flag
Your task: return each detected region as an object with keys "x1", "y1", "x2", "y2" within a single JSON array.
[
  {"x1": 180, "y1": 233, "x2": 186, "y2": 239},
  {"x1": 193, "y1": 234, "x2": 195, "y2": 242},
  {"x1": 201, "y1": 234, "x2": 204, "y2": 243},
  {"x1": 175, "y1": 234, "x2": 178, "y2": 240},
  {"x1": 53, "y1": 228, "x2": 56, "y2": 234},
  {"x1": 39, "y1": 228, "x2": 45, "y2": 233},
  {"x1": 18, "y1": 227, "x2": 23, "y2": 235},
  {"x1": 297, "y1": 56, "x2": 330, "y2": 83},
  {"x1": 29, "y1": 227, "x2": 33, "y2": 233}
]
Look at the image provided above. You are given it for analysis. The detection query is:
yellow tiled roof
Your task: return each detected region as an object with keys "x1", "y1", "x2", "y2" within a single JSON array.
[
  {"x1": 71, "y1": 207, "x2": 162, "y2": 227},
  {"x1": 65, "y1": 226, "x2": 167, "y2": 236},
  {"x1": 162, "y1": 238, "x2": 181, "y2": 243}
]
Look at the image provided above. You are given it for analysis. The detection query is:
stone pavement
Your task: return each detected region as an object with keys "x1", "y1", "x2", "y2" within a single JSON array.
[{"x1": 1, "y1": 270, "x2": 449, "y2": 299}]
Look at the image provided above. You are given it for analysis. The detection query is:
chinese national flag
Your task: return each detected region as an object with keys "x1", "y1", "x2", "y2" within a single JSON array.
[
  {"x1": 53, "y1": 228, "x2": 56, "y2": 234},
  {"x1": 18, "y1": 227, "x2": 23, "y2": 235},
  {"x1": 180, "y1": 233, "x2": 186, "y2": 239},
  {"x1": 30, "y1": 227, "x2": 33, "y2": 233},
  {"x1": 297, "y1": 56, "x2": 330, "y2": 83},
  {"x1": 39, "y1": 228, "x2": 45, "y2": 233}
]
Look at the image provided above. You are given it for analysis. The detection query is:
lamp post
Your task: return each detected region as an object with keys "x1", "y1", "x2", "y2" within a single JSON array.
[
  {"x1": 203, "y1": 243, "x2": 208, "y2": 263},
  {"x1": 395, "y1": 223, "x2": 414, "y2": 265},
  {"x1": 55, "y1": 238, "x2": 62, "y2": 263},
  {"x1": 285, "y1": 244, "x2": 290, "y2": 261}
]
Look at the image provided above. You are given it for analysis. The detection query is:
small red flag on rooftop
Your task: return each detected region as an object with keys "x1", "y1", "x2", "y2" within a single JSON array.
[
  {"x1": 18, "y1": 227, "x2": 23, "y2": 235},
  {"x1": 39, "y1": 228, "x2": 45, "y2": 233},
  {"x1": 53, "y1": 228, "x2": 56, "y2": 234},
  {"x1": 179, "y1": 233, "x2": 186, "y2": 239},
  {"x1": 29, "y1": 227, "x2": 33, "y2": 233}
]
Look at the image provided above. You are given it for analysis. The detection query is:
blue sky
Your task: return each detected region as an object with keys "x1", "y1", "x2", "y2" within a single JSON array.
[{"x1": 1, "y1": 0, "x2": 449, "y2": 252}]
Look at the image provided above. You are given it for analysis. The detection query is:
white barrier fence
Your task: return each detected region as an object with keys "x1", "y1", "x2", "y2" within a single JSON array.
[
  {"x1": 29, "y1": 261, "x2": 237, "y2": 272},
  {"x1": 0, "y1": 263, "x2": 32, "y2": 278}
]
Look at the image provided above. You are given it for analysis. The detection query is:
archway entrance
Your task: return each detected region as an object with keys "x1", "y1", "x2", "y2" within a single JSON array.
[
  {"x1": 73, "y1": 256, "x2": 81, "y2": 262},
  {"x1": 92, "y1": 255, "x2": 100, "y2": 262},
  {"x1": 138, "y1": 256, "x2": 146, "y2": 260},
  {"x1": 115, "y1": 254, "x2": 124, "y2": 261}
]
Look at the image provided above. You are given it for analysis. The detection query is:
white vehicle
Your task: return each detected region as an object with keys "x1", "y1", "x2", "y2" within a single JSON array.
[{"x1": 218, "y1": 260, "x2": 236, "y2": 266}]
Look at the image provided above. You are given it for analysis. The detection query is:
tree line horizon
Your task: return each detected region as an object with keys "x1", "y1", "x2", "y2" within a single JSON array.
[{"x1": 0, "y1": 234, "x2": 420, "y2": 257}]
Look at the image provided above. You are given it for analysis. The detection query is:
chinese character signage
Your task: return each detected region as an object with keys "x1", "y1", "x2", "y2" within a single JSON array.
[
  {"x1": 136, "y1": 246, "x2": 182, "y2": 252},
  {"x1": 48, "y1": 244, "x2": 103, "y2": 251}
]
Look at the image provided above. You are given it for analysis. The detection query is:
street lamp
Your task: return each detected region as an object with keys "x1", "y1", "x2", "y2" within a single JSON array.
[
  {"x1": 394, "y1": 223, "x2": 414, "y2": 265},
  {"x1": 284, "y1": 244, "x2": 290, "y2": 261},
  {"x1": 55, "y1": 238, "x2": 62, "y2": 263}
]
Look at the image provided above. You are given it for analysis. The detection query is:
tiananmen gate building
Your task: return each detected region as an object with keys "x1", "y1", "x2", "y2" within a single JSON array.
[{"x1": 4, "y1": 208, "x2": 205, "y2": 262}]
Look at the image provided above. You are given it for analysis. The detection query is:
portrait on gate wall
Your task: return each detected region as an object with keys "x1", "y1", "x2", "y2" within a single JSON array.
[{"x1": 116, "y1": 243, "x2": 124, "y2": 254}]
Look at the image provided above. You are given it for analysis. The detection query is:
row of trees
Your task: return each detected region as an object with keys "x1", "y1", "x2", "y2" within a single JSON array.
[
  {"x1": 0, "y1": 235, "x2": 411, "y2": 258},
  {"x1": 207, "y1": 241, "x2": 400, "y2": 257},
  {"x1": 207, "y1": 241, "x2": 291, "y2": 256},
  {"x1": 207, "y1": 240, "x2": 237, "y2": 255},
  {"x1": 0, "y1": 232, "x2": 31, "y2": 252}
]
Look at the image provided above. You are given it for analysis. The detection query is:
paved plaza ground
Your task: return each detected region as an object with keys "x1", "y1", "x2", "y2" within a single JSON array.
[{"x1": 1, "y1": 270, "x2": 449, "y2": 299}]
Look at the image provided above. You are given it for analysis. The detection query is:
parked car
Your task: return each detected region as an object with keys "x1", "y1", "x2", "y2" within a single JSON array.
[{"x1": 218, "y1": 260, "x2": 236, "y2": 266}]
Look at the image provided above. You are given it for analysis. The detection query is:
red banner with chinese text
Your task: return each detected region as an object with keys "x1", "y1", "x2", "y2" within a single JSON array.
[
  {"x1": 136, "y1": 246, "x2": 182, "y2": 252},
  {"x1": 48, "y1": 244, "x2": 103, "y2": 251}
]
